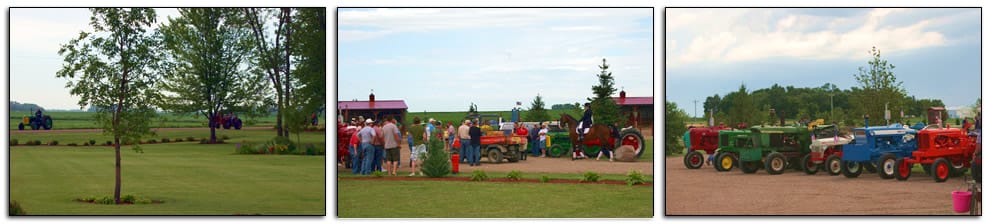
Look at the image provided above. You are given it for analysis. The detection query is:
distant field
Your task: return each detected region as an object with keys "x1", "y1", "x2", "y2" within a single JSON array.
[
  {"x1": 9, "y1": 111, "x2": 325, "y2": 130},
  {"x1": 406, "y1": 109, "x2": 582, "y2": 125}
]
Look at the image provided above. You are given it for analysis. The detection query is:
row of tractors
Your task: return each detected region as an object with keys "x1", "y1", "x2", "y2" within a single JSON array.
[{"x1": 684, "y1": 108, "x2": 982, "y2": 184}]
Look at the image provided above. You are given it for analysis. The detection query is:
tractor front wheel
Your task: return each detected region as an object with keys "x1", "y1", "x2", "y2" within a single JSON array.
[
  {"x1": 801, "y1": 154, "x2": 818, "y2": 175},
  {"x1": 825, "y1": 155, "x2": 842, "y2": 175},
  {"x1": 718, "y1": 153, "x2": 737, "y2": 172},
  {"x1": 765, "y1": 152, "x2": 786, "y2": 175},
  {"x1": 878, "y1": 153, "x2": 897, "y2": 179},
  {"x1": 548, "y1": 144, "x2": 567, "y2": 158},
  {"x1": 932, "y1": 158, "x2": 951, "y2": 182},
  {"x1": 894, "y1": 158, "x2": 912, "y2": 181},
  {"x1": 18, "y1": 123, "x2": 24, "y2": 130},
  {"x1": 842, "y1": 161, "x2": 863, "y2": 178},
  {"x1": 684, "y1": 151, "x2": 704, "y2": 169}
]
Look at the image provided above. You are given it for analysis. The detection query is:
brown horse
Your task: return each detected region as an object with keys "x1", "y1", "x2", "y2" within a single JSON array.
[{"x1": 559, "y1": 114, "x2": 613, "y2": 157}]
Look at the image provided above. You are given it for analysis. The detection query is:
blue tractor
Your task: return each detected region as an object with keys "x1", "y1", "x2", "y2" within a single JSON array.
[{"x1": 840, "y1": 124, "x2": 918, "y2": 179}]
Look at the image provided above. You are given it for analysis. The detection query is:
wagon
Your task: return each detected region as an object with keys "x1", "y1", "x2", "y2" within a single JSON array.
[{"x1": 453, "y1": 133, "x2": 527, "y2": 163}]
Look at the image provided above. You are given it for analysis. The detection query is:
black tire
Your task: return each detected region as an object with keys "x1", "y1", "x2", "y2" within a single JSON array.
[
  {"x1": 740, "y1": 161, "x2": 759, "y2": 174},
  {"x1": 877, "y1": 153, "x2": 897, "y2": 179},
  {"x1": 713, "y1": 153, "x2": 724, "y2": 171},
  {"x1": 788, "y1": 157, "x2": 803, "y2": 171},
  {"x1": 18, "y1": 123, "x2": 24, "y2": 130},
  {"x1": 765, "y1": 152, "x2": 786, "y2": 175},
  {"x1": 548, "y1": 144, "x2": 567, "y2": 158},
  {"x1": 842, "y1": 161, "x2": 863, "y2": 178},
  {"x1": 619, "y1": 128, "x2": 646, "y2": 158},
  {"x1": 894, "y1": 157, "x2": 912, "y2": 181},
  {"x1": 718, "y1": 153, "x2": 738, "y2": 172},
  {"x1": 801, "y1": 154, "x2": 818, "y2": 175},
  {"x1": 43, "y1": 116, "x2": 52, "y2": 130},
  {"x1": 30, "y1": 120, "x2": 39, "y2": 130},
  {"x1": 825, "y1": 155, "x2": 842, "y2": 175},
  {"x1": 931, "y1": 158, "x2": 951, "y2": 182},
  {"x1": 684, "y1": 151, "x2": 704, "y2": 169},
  {"x1": 949, "y1": 161, "x2": 967, "y2": 177},
  {"x1": 507, "y1": 147, "x2": 521, "y2": 162},
  {"x1": 862, "y1": 162, "x2": 878, "y2": 173},
  {"x1": 487, "y1": 145, "x2": 504, "y2": 164}
]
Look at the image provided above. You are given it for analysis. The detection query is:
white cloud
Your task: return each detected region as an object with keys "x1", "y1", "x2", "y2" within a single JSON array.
[{"x1": 667, "y1": 8, "x2": 953, "y2": 68}]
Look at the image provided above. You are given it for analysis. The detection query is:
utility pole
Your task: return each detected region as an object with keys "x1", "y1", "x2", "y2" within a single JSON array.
[
  {"x1": 693, "y1": 100, "x2": 698, "y2": 119},
  {"x1": 829, "y1": 93, "x2": 834, "y2": 121}
]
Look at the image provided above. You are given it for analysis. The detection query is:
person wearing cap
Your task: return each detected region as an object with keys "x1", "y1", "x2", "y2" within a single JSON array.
[
  {"x1": 458, "y1": 119, "x2": 472, "y2": 164},
  {"x1": 357, "y1": 119, "x2": 376, "y2": 175},
  {"x1": 538, "y1": 122, "x2": 549, "y2": 158},
  {"x1": 426, "y1": 118, "x2": 437, "y2": 141}
]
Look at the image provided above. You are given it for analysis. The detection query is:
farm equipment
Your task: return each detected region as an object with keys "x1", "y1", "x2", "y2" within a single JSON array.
[
  {"x1": 210, "y1": 113, "x2": 242, "y2": 130},
  {"x1": 802, "y1": 120, "x2": 852, "y2": 175},
  {"x1": 337, "y1": 121, "x2": 358, "y2": 168},
  {"x1": 735, "y1": 125, "x2": 813, "y2": 175},
  {"x1": 18, "y1": 110, "x2": 52, "y2": 130},
  {"x1": 453, "y1": 133, "x2": 527, "y2": 163},
  {"x1": 840, "y1": 124, "x2": 918, "y2": 179},
  {"x1": 683, "y1": 126, "x2": 732, "y2": 169},
  {"x1": 893, "y1": 126, "x2": 977, "y2": 182},
  {"x1": 712, "y1": 129, "x2": 753, "y2": 172}
]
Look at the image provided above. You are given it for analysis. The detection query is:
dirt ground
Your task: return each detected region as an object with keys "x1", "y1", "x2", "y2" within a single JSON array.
[
  {"x1": 336, "y1": 140, "x2": 654, "y2": 175},
  {"x1": 665, "y1": 157, "x2": 982, "y2": 215}
]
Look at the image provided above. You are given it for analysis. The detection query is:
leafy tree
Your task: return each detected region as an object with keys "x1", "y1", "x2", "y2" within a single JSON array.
[
  {"x1": 665, "y1": 102, "x2": 688, "y2": 155},
  {"x1": 289, "y1": 8, "x2": 326, "y2": 129},
  {"x1": 157, "y1": 8, "x2": 269, "y2": 143},
  {"x1": 574, "y1": 101, "x2": 582, "y2": 111},
  {"x1": 850, "y1": 46, "x2": 906, "y2": 125},
  {"x1": 56, "y1": 8, "x2": 160, "y2": 204},
  {"x1": 724, "y1": 84, "x2": 758, "y2": 126},
  {"x1": 8, "y1": 101, "x2": 44, "y2": 112},
  {"x1": 586, "y1": 58, "x2": 621, "y2": 126},
  {"x1": 525, "y1": 94, "x2": 549, "y2": 122},
  {"x1": 243, "y1": 8, "x2": 291, "y2": 138}
]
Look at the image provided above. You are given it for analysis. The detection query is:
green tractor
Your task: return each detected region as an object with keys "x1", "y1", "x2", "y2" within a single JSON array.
[
  {"x1": 712, "y1": 129, "x2": 754, "y2": 172},
  {"x1": 18, "y1": 110, "x2": 53, "y2": 130},
  {"x1": 735, "y1": 125, "x2": 813, "y2": 175}
]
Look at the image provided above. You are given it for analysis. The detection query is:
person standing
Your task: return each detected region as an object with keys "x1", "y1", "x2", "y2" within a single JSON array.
[
  {"x1": 469, "y1": 119, "x2": 483, "y2": 166},
  {"x1": 383, "y1": 118, "x2": 402, "y2": 176},
  {"x1": 458, "y1": 120, "x2": 472, "y2": 164},
  {"x1": 408, "y1": 117, "x2": 426, "y2": 176},
  {"x1": 371, "y1": 121, "x2": 386, "y2": 172},
  {"x1": 529, "y1": 123, "x2": 541, "y2": 157},
  {"x1": 538, "y1": 123, "x2": 549, "y2": 158},
  {"x1": 426, "y1": 118, "x2": 437, "y2": 141},
  {"x1": 446, "y1": 122, "x2": 456, "y2": 152},
  {"x1": 357, "y1": 119, "x2": 376, "y2": 175},
  {"x1": 349, "y1": 123, "x2": 362, "y2": 174},
  {"x1": 515, "y1": 122, "x2": 529, "y2": 159}
]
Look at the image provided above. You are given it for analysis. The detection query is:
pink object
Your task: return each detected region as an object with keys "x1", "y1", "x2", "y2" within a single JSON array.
[{"x1": 952, "y1": 191, "x2": 972, "y2": 213}]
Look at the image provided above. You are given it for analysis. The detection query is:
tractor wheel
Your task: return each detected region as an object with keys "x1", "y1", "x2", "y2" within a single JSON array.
[
  {"x1": 18, "y1": 123, "x2": 24, "y2": 130},
  {"x1": 30, "y1": 119, "x2": 39, "y2": 130},
  {"x1": 877, "y1": 153, "x2": 897, "y2": 179},
  {"x1": 825, "y1": 155, "x2": 842, "y2": 175},
  {"x1": 932, "y1": 158, "x2": 951, "y2": 182},
  {"x1": 548, "y1": 144, "x2": 567, "y2": 158},
  {"x1": 894, "y1": 157, "x2": 912, "y2": 181},
  {"x1": 713, "y1": 153, "x2": 724, "y2": 171},
  {"x1": 765, "y1": 152, "x2": 786, "y2": 175},
  {"x1": 801, "y1": 154, "x2": 818, "y2": 175},
  {"x1": 862, "y1": 162, "x2": 878, "y2": 173},
  {"x1": 507, "y1": 148, "x2": 520, "y2": 162},
  {"x1": 487, "y1": 146, "x2": 504, "y2": 164},
  {"x1": 684, "y1": 151, "x2": 704, "y2": 169},
  {"x1": 718, "y1": 153, "x2": 737, "y2": 172},
  {"x1": 43, "y1": 116, "x2": 52, "y2": 130},
  {"x1": 619, "y1": 129, "x2": 646, "y2": 158},
  {"x1": 842, "y1": 161, "x2": 863, "y2": 178},
  {"x1": 949, "y1": 161, "x2": 967, "y2": 177},
  {"x1": 740, "y1": 161, "x2": 759, "y2": 174}
]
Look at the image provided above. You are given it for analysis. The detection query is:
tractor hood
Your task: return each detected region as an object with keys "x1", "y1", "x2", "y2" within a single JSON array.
[{"x1": 809, "y1": 135, "x2": 853, "y2": 152}]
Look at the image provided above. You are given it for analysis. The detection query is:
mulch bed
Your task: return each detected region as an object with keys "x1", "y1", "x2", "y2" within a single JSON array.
[{"x1": 339, "y1": 176, "x2": 653, "y2": 186}]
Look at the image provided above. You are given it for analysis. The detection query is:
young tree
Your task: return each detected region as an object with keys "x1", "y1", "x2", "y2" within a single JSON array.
[
  {"x1": 56, "y1": 8, "x2": 161, "y2": 204},
  {"x1": 587, "y1": 58, "x2": 621, "y2": 126},
  {"x1": 525, "y1": 94, "x2": 549, "y2": 122},
  {"x1": 157, "y1": 8, "x2": 269, "y2": 143},
  {"x1": 665, "y1": 102, "x2": 688, "y2": 155},
  {"x1": 850, "y1": 46, "x2": 906, "y2": 125}
]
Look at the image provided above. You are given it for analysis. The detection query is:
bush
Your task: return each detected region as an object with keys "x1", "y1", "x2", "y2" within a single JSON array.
[
  {"x1": 121, "y1": 194, "x2": 136, "y2": 203},
  {"x1": 176, "y1": 138, "x2": 184, "y2": 142},
  {"x1": 89, "y1": 139, "x2": 96, "y2": 145},
  {"x1": 10, "y1": 139, "x2": 17, "y2": 146},
  {"x1": 34, "y1": 140, "x2": 42, "y2": 145},
  {"x1": 235, "y1": 143, "x2": 258, "y2": 154},
  {"x1": 540, "y1": 175, "x2": 550, "y2": 183},
  {"x1": 97, "y1": 196, "x2": 115, "y2": 205},
  {"x1": 161, "y1": 138, "x2": 170, "y2": 143},
  {"x1": 83, "y1": 142, "x2": 90, "y2": 146},
  {"x1": 506, "y1": 170, "x2": 523, "y2": 180},
  {"x1": 105, "y1": 140, "x2": 113, "y2": 146},
  {"x1": 581, "y1": 171, "x2": 600, "y2": 182},
  {"x1": 372, "y1": 171, "x2": 384, "y2": 178},
  {"x1": 148, "y1": 139, "x2": 157, "y2": 144},
  {"x1": 48, "y1": 140, "x2": 59, "y2": 146},
  {"x1": 10, "y1": 200, "x2": 26, "y2": 215},
  {"x1": 625, "y1": 170, "x2": 645, "y2": 186},
  {"x1": 421, "y1": 138, "x2": 451, "y2": 178},
  {"x1": 221, "y1": 135, "x2": 230, "y2": 140},
  {"x1": 470, "y1": 170, "x2": 489, "y2": 181},
  {"x1": 186, "y1": 136, "x2": 196, "y2": 141}
]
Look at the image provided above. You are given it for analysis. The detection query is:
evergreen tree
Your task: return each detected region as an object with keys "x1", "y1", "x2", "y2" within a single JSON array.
[
  {"x1": 421, "y1": 138, "x2": 451, "y2": 178},
  {"x1": 525, "y1": 94, "x2": 549, "y2": 122},
  {"x1": 587, "y1": 58, "x2": 621, "y2": 126}
]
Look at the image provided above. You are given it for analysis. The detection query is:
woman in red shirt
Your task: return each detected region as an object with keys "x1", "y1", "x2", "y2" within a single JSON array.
[{"x1": 515, "y1": 122, "x2": 529, "y2": 159}]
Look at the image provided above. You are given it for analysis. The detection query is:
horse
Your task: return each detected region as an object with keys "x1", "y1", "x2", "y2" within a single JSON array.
[{"x1": 559, "y1": 113, "x2": 613, "y2": 160}]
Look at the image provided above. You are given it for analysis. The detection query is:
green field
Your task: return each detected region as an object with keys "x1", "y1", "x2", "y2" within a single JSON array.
[
  {"x1": 406, "y1": 109, "x2": 583, "y2": 125},
  {"x1": 9, "y1": 129, "x2": 326, "y2": 215},
  {"x1": 338, "y1": 180, "x2": 653, "y2": 218},
  {"x1": 10, "y1": 128, "x2": 325, "y2": 147},
  {"x1": 9, "y1": 111, "x2": 327, "y2": 130}
]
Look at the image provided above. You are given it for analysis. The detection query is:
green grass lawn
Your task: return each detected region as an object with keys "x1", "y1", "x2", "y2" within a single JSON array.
[
  {"x1": 337, "y1": 180, "x2": 652, "y2": 218},
  {"x1": 9, "y1": 130, "x2": 326, "y2": 215},
  {"x1": 9, "y1": 111, "x2": 326, "y2": 130},
  {"x1": 10, "y1": 129, "x2": 325, "y2": 147}
]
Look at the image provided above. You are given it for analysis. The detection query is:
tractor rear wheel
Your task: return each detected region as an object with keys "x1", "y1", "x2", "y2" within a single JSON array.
[
  {"x1": 548, "y1": 145, "x2": 567, "y2": 158},
  {"x1": 234, "y1": 118, "x2": 242, "y2": 130},
  {"x1": 894, "y1": 158, "x2": 912, "y2": 181},
  {"x1": 488, "y1": 146, "x2": 504, "y2": 164},
  {"x1": 825, "y1": 155, "x2": 842, "y2": 175},
  {"x1": 619, "y1": 128, "x2": 645, "y2": 158},
  {"x1": 765, "y1": 152, "x2": 786, "y2": 175},
  {"x1": 801, "y1": 154, "x2": 818, "y2": 175},
  {"x1": 878, "y1": 153, "x2": 897, "y2": 179},
  {"x1": 740, "y1": 161, "x2": 759, "y2": 174},
  {"x1": 42, "y1": 116, "x2": 52, "y2": 130},
  {"x1": 842, "y1": 161, "x2": 863, "y2": 178},
  {"x1": 932, "y1": 158, "x2": 951, "y2": 182},
  {"x1": 718, "y1": 153, "x2": 737, "y2": 172},
  {"x1": 684, "y1": 151, "x2": 704, "y2": 169}
]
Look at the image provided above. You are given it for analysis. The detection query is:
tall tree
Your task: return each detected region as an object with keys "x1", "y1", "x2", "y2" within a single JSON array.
[
  {"x1": 243, "y1": 8, "x2": 290, "y2": 138},
  {"x1": 525, "y1": 94, "x2": 549, "y2": 122},
  {"x1": 56, "y1": 8, "x2": 160, "y2": 204},
  {"x1": 289, "y1": 8, "x2": 326, "y2": 129},
  {"x1": 665, "y1": 102, "x2": 688, "y2": 155},
  {"x1": 850, "y1": 46, "x2": 906, "y2": 125},
  {"x1": 724, "y1": 84, "x2": 758, "y2": 126},
  {"x1": 587, "y1": 58, "x2": 621, "y2": 126},
  {"x1": 157, "y1": 8, "x2": 270, "y2": 143}
]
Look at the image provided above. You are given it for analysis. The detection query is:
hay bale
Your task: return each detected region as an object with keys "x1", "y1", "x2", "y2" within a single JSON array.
[{"x1": 614, "y1": 146, "x2": 637, "y2": 162}]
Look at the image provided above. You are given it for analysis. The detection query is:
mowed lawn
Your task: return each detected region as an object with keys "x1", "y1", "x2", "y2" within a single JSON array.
[
  {"x1": 9, "y1": 130, "x2": 326, "y2": 215},
  {"x1": 337, "y1": 180, "x2": 653, "y2": 218}
]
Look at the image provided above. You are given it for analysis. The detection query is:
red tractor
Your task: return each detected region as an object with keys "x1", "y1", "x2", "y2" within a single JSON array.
[
  {"x1": 337, "y1": 121, "x2": 358, "y2": 168},
  {"x1": 894, "y1": 127, "x2": 977, "y2": 182},
  {"x1": 684, "y1": 126, "x2": 731, "y2": 170}
]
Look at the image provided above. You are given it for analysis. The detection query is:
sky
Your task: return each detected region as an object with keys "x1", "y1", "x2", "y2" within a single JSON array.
[
  {"x1": 666, "y1": 8, "x2": 982, "y2": 118},
  {"x1": 9, "y1": 8, "x2": 182, "y2": 111},
  {"x1": 337, "y1": 8, "x2": 654, "y2": 112}
]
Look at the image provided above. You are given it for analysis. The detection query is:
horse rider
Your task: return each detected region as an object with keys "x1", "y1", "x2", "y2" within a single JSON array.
[{"x1": 577, "y1": 103, "x2": 593, "y2": 142}]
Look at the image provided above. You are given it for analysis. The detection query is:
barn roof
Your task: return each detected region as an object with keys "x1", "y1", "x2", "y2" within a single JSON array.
[
  {"x1": 337, "y1": 100, "x2": 408, "y2": 110},
  {"x1": 611, "y1": 96, "x2": 653, "y2": 106}
]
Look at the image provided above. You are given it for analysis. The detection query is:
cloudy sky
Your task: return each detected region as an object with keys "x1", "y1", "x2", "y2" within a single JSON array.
[
  {"x1": 9, "y1": 8, "x2": 181, "y2": 110},
  {"x1": 667, "y1": 8, "x2": 981, "y2": 117},
  {"x1": 338, "y1": 8, "x2": 654, "y2": 112}
]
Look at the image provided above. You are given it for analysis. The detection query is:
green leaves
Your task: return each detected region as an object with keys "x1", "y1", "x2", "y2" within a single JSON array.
[
  {"x1": 588, "y1": 58, "x2": 622, "y2": 126},
  {"x1": 525, "y1": 94, "x2": 549, "y2": 122}
]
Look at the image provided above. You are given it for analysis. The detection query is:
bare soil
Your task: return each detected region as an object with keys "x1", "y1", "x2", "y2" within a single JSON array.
[{"x1": 665, "y1": 157, "x2": 982, "y2": 215}]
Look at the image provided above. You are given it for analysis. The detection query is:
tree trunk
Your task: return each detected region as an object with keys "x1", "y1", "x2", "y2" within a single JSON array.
[
  {"x1": 210, "y1": 111, "x2": 217, "y2": 143},
  {"x1": 283, "y1": 8, "x2": 292, "y2": 140},
  {"x1": 114, "y1": 137, "x2": 121, "y2": 204}
]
